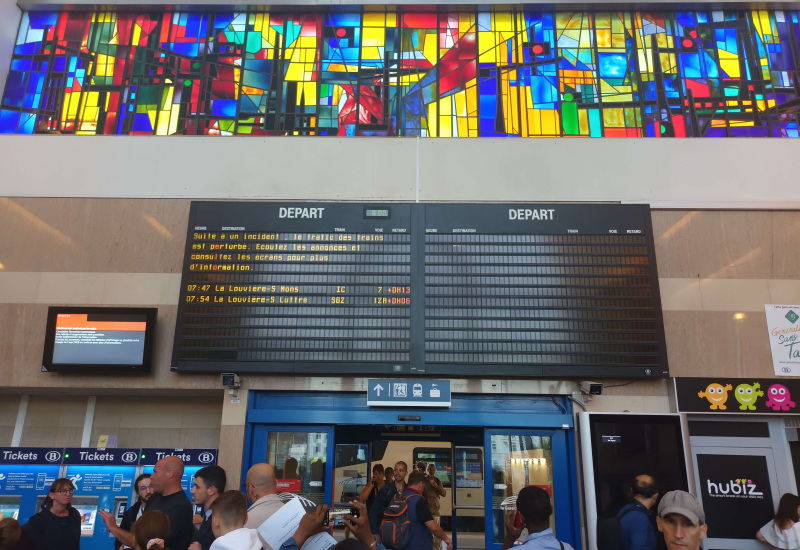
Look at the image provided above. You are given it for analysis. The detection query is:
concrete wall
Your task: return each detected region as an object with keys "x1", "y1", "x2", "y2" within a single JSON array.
[
  {"x1": 1, "y1": 200, "x2": 797, "y2": 403},
  {"x1": 0, "y1": 137, "x2": 798, "y2": 209}
]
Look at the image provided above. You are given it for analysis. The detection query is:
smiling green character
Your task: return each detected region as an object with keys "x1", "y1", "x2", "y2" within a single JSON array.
[{"x1": 735, "y1": 382, "x2": 764, "y2": 411}]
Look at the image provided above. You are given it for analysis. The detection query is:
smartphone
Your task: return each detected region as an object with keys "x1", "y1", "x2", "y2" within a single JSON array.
[
  {"x1": 513, "y1": 511, "x2": 523, "y2": 529},
  {"x1": 36, "y1": 473, "x2": 46, "y2": 491},
  {"x1": 113, "y1": 474, "x2": 123, "y2": 491}
]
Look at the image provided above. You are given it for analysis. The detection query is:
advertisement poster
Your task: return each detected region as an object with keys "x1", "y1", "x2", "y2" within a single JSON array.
[
  {"x1": 765, "y1": 305, "x2": 800, "y2": 376},
  {"x1": 696, "y1": 454, "x2": 774, "y2": 540},
  {"x1": 675, "y1": 378, "x2": 798, "y2": 414}
]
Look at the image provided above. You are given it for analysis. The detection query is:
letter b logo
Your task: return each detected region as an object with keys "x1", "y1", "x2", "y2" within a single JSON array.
[
  {"x1": 45, "y1": 451, "x2": 61, "y2": 463},
  {"x1": 199, "y1": 452, "x2": 214, "y2": 464}
]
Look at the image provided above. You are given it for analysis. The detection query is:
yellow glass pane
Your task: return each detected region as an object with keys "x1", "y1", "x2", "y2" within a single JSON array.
[
  {"x1": 603, "y1": 107, "x2": 625, "y2": 127},
  {"x1": 578, "y1": 108, "x2": 589, "y2": 135},
  {"x1": 363, "y1": 13, "x2": 385, "y2": 27},
  {"x1": 363, "y1": 27, "x2": 384, "y2": 47},
  {"x1": 427, "y1": 102, "x2": 438, "y2": 137},
  {"x1": 494, "y1": 12, "x2": 513, "y2": 31},
  {"x1": 596, "y1": 30, "x2": 611, "y2": 48}
]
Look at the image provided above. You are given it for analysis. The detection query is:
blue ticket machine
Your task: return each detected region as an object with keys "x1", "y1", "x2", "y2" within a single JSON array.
[
  {"x1": 141, "y1": 449, "x2": 218, "y2": 513},
  {"x1": 0, "y1": 447, "x2": 64, "y2": 525},
  {"x1": 63, "y1": 448, "x2": 140, "y2": 550}
]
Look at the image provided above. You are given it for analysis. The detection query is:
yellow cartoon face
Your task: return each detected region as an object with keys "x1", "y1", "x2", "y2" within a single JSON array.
[{"x1": 698, "y1": 383, "x2": 733, "y2": 409}]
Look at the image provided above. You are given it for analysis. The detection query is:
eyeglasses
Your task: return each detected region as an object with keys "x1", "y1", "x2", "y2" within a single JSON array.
[{"x1": 57, "y1": 489, "x2": 74, "y2": 494}]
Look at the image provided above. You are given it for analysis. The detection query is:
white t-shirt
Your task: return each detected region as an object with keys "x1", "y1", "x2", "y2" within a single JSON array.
[{"x1": 759, "y1": 520, "x2": 800, "y2": 549}]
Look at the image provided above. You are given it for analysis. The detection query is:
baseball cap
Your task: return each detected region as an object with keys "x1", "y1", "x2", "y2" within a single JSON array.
[{"x1": 658, "y1": 490, "x2": 705, "y2": 525}]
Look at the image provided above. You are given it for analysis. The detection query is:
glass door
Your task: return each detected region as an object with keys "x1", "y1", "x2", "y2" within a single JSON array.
[
  {"x1": 484, "y1": 429, "x2": 575, "y2": 550},
  {"x1": 248, "y1": 425, "x2": 334, "y2": 510}
]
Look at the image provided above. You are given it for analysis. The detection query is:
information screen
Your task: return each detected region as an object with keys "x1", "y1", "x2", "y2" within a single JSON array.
[
  {"x1": 43, "y1": 308, "x2": 157, "y2": 373},
  {"x1": 172, "y1": 202, "x2": 667, "y2": 377}
]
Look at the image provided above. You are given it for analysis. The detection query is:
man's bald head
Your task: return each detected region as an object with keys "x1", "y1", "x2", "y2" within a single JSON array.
[
  {"x1": 246, "y1": 463, "x2": 277, "y2": 501},
  {"x1": 150, "y1": 455, "x2": 185, "y2": 495},
  {"x1": 162, "y1": 456, "x2": 185, "y2": 476}
]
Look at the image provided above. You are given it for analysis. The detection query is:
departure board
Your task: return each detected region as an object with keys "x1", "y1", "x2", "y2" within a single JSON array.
[{"x1": 172, "y1": 202, "x2": 668, "y2": 378}]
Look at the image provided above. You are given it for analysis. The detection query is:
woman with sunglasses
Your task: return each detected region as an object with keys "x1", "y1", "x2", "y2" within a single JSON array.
[
  {"x1": 23, "y1": 477, "x2": 81, "y2": 550},
  {"x1": 116, "y1": 474, "x2": 154, "y2": 550}
]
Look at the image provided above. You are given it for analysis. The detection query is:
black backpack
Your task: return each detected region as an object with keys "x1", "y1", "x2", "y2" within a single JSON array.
[
  {"x1": 379, "y1": 492, "x2": 421, "y2": 550},
  {"x1": 596, "y1": 507, "x2": 638, "y2": 550}
]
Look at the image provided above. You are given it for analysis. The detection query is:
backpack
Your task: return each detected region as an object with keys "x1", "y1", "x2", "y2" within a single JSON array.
[
  {"x1": 596, "y1": 507, "x2": 639, "y2": 550},
  {"x1": 379, "y1": 492, "x2": 421, "y2": 550}
]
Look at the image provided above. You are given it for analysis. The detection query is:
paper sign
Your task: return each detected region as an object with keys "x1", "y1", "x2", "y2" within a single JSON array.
[
  {"x1": 257, "y1": 497, "x2": 336, "y2": 550},
  {"x1": 765, "y1": 305, "x2": 800, "y2": 376}
]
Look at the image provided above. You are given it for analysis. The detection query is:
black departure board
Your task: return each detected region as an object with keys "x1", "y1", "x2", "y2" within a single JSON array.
[{"x1": 172, "y1": 202, "x2": 668, "y2": 378}]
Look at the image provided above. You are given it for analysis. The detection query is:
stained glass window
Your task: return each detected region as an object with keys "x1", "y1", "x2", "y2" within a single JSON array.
[{"x1": 2, "y1": 8, "x2": 798, "y2": 137}]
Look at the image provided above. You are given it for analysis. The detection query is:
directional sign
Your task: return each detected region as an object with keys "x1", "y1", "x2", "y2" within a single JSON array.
[{"x1": 367, "y1": 379, "x2": 451, "y2": 407}]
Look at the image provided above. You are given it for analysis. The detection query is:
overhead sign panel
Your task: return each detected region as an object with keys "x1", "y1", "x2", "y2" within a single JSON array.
[{"x1": 367, "y1": 379, "x2": 451, "y2": 407}]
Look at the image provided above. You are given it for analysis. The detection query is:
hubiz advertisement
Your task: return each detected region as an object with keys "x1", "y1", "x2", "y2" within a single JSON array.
[
  {"x1": 0, "y1": 448, "x2": 63, "y2": 525},
  {"x1": 64, "y1": 448, "x2": 139, "y2": 550},
  {"x1": 697, "y1": 454, "x2": 774, "y2": 540}
]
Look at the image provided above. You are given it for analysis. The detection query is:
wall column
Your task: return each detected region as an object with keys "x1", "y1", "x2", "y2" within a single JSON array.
[{"x1": 218, "y1": 388, "x2": 249, "y2": 491}]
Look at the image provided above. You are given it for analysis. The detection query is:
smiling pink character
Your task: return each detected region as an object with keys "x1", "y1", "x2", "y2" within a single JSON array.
[{"x1": 765, "y1": 384, "x2": 796, "y2": 411}]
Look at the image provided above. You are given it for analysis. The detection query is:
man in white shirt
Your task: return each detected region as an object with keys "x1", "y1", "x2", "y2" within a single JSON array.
[{"x1": 243, "y1": 463, "x2": 284, "y2": 548}]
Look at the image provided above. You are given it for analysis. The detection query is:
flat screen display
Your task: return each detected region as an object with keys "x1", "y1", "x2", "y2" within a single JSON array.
[
  {"x1": 172, "y1": 202, "x2": 668, "y2": 377},
  {"x1": 42, "y1": 307, "x2": 157, "y2": 373}
]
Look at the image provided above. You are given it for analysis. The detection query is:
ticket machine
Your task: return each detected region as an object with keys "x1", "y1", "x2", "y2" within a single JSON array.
[
  {"x1": 63, "y1": 448, "x2": 139, "y2": 550},
  {"x1": 0, "y1": 447, "x2": 64, "y2": 525}
]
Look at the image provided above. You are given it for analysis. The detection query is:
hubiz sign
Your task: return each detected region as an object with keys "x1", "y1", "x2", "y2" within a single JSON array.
[
  {"x1": 697, "y1": 454, "x2": 774, "y2": 540},
  {"x1": 706, "y1": 478, "x2": 764, "y2": 498}
]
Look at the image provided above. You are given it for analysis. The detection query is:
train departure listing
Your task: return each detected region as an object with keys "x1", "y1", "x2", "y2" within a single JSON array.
[{"x1": 172, "y1": 202, "x2": 668, "y2": 379}]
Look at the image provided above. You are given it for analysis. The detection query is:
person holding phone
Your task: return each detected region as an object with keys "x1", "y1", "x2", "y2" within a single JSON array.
[
  {"x1": 502, "y1": 486, "x2": 573, "y2": 550},
  {"x1": 359, "y1": 464, "x2": 385, "y2": 513}
]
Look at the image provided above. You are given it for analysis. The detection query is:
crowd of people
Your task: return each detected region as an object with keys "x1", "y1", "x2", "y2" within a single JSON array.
[{"x1": 2, "y1": 457, "x2": 798, "y2": 550}]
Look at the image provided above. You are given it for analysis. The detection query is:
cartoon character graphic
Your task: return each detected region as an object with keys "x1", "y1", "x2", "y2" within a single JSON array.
[
  {"x1": 765, "y1": 384, "x2": 796, "y2": 411},
  {"x1": 734, "y1": 382, "x2": 763, "y2": 410},
  {"x1": 698, "y1": 383, "x2": 733, "y2": 410}
]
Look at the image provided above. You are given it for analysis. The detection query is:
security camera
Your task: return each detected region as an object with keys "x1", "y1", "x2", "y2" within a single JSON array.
[
  {"x1": 580, "y1": 381, "x2": 604, "y2": 395},
  {"x1": 221, "y1": 373, "x2": 241, "y2": 388}
]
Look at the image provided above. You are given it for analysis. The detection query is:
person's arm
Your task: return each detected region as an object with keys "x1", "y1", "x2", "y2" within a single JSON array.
[
  {"x1": 99, "y1": 510, "x2": 136, "y2": 548},
  {"x1": 290, "y1": 505, "x2": 329, "y2": 550},
  {"x1": 424, "y1": 520, "x2": 452, "y2": 549},
  {"x1": 500, "y1": 510, "x2": 523, "y2": 550},
  {"x1": 359, "y1": 482, "x2": 375, "y2": 503},
  {"x1": 432, "y1": 478, "x2": 446, "y2": 497},
  {"x1": 344, "y1": 501, "x2": 381, "y2": 550},
  {"x1": 116, "y1": 504, "x2": 136, "y2": 550},
  {"x1": 756, "y1": 530, "x2": 767, "y2": 542}
]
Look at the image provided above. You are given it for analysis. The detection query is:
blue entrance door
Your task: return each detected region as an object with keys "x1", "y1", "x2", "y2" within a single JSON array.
[
  {"x1": 244, "y1": 392, "x2": 580, "y2": 549},
  {"x1": 483, "y1": 429, "x2": 578, "y2": 550}
]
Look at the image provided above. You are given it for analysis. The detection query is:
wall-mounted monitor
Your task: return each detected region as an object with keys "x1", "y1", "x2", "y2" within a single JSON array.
[{"x1": 42, "y1": 307, "x2": 157, "y2": 373}]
